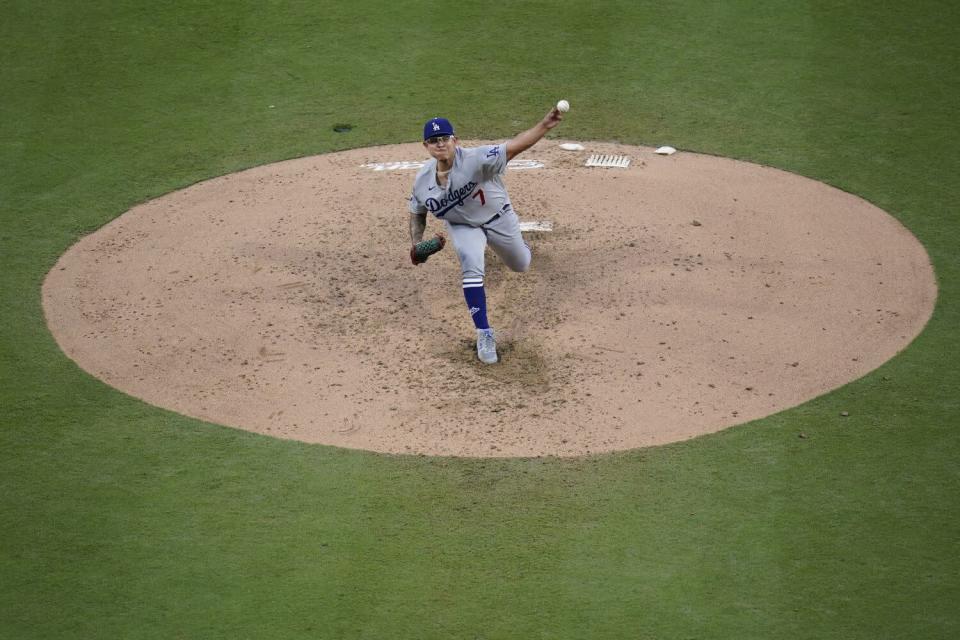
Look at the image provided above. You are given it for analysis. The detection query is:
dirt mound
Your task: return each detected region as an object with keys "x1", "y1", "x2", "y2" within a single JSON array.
[{"x1": 42, "y1": 142, "x2": 936, "y2": 457}]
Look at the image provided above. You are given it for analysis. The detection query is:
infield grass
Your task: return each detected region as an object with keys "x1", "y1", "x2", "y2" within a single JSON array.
[{"x1": 2, "y1": 1, "x2": 958, "y2": 638}]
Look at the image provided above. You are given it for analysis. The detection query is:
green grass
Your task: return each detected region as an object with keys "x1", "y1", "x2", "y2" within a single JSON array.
[{"x1": 2, "y1": 1, "x2": 958, "y2": 638}]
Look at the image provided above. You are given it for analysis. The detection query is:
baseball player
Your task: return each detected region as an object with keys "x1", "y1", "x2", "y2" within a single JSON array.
[{"x1": 408, "y1": 106, "x2": 564, "y2": 364}]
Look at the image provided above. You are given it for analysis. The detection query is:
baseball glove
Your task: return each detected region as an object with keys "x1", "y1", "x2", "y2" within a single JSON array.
[{"x1": 410, "y1": 234, "x2": 446, "y2": 265}]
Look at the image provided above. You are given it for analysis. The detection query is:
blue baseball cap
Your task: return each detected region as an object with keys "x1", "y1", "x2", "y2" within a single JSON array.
[{"x1": 423, "y1": 117, "x2": 455, "y2": 140}]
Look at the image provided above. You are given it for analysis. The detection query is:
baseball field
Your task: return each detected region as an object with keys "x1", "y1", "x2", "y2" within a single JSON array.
[{"x1": 2, "y1": 1, "x2": 958, "y2": 638}]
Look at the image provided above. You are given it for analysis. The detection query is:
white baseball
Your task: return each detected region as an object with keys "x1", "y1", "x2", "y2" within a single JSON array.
[{"x1": 556, "y1": 99, "x2": 570, "y2": 113}]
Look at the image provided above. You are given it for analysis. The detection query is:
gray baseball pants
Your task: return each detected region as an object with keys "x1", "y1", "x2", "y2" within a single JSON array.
[{"x1": 443, "y1": 209, "x2": 531, "y2": 279}]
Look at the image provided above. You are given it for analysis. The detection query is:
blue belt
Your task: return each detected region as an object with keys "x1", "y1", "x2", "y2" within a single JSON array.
[{"x1": 449, "y1": 212, "x2": 501, "y2": 229}]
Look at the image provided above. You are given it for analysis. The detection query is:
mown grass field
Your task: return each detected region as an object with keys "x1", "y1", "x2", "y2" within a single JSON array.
[{"x1": 2, "y1": 1, "x2": 958, "y2": 638}]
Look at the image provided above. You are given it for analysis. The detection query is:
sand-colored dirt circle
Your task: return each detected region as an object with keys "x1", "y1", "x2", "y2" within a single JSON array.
[{"x1": 43, "y1": 142, "x2": 936, "y2": 457}]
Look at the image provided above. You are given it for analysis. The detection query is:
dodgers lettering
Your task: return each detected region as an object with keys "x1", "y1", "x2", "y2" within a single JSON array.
[{"x1": 425, "y1": 180, "x2": 479, "y2": 217}]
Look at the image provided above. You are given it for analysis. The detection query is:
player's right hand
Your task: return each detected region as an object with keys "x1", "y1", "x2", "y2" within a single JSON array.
[{"x1": 410, "y1": 234, "x2": 446, "y2": 265}]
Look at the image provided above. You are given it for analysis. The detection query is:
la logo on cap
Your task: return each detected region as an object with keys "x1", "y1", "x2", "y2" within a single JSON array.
[{"x1": 432, "y1": 122, "x2": 440, "y2": 131}]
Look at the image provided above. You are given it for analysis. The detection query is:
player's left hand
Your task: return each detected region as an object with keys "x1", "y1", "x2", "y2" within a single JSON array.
[{"x1": 543, "y1": 107, "x2": 564, "y2": 129}]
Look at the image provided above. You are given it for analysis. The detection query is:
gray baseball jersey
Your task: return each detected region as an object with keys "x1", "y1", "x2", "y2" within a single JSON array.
[{"x1": 408, "y1": 143, "x2": 512, "y2": 226}]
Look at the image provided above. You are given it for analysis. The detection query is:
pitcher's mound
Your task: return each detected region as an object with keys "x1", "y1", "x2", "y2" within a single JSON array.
[{"x1": 43, "y1": 142, "x2": 936, "y2": 457}]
